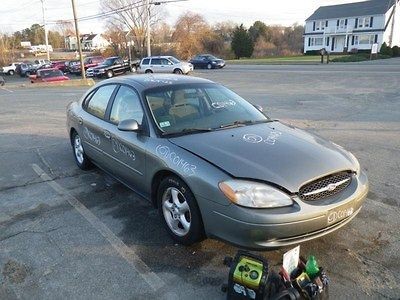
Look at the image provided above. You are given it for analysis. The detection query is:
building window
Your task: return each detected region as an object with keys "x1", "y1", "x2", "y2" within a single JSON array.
[
  {"x1": 354, "y1": 35, "x2": 375, "y2": 45},
  {"x1": 358, "y1": 17, "x2": 371, "y2": 28},
  {"x1": 339, "y1": 19, "x2": 346, "y2": 29},
  {"x1": 315, "y1": 21, "x2": 325, "y2": 31},
  {"x1": 310, "y1": 37, "x2": 324, "y2": 46}
]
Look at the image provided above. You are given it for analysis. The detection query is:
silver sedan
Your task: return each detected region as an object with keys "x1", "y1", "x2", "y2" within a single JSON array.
[{"x1": 66, "y1": 74, "x2": 368, "y2": 249}]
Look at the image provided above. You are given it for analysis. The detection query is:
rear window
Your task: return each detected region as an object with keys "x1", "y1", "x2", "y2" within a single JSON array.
[
  {"x1": 86, "y1": 85, "x2": 116, "y2": 119},
  {"x1": 141, "y1": 58, "x2": 150, "y2": 65}
]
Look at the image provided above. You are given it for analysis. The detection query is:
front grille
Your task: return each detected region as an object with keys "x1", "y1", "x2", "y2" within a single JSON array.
[{"x1": 299, "y1": 171, "x2": 352, "y2": 201}]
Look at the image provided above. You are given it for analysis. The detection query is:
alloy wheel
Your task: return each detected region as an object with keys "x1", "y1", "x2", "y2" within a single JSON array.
[
  {"x1": 162, "y1": 187, "x2": 191, "y2": 236},
  {"x1": 74, "y1": 135, "x2": 84, "y2": 164}
]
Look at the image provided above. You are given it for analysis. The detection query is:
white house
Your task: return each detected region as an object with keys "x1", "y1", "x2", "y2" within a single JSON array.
[
  {"x1": 304, "y1": 0, "x2": 400, "y2": 53},
  {"x1": 81, "y1": 34, "x2": 110, "y2": 51},
  {"x1": 65, "y1": 34, "x2": 110, "y2": 51}
]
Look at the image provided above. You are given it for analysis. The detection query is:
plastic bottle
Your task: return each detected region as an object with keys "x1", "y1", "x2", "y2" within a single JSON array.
[{"x1": 305, "y1": 255, "x2": 319, "y2": 278}]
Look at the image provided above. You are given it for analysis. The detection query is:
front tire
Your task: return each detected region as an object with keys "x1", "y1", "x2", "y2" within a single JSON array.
[
  {"x1": 207, "y1": 63, "x2": 212, "y2": 69},
  {"x1": 173, "y1": 68, "x2": 183, "y2": 74},
  {"x1": 157, "y1": 176, "x2": 205, "y2": 245},
  {"x1": 8, "y1": 70, "x2": 15, "y2": 75},
  {"x1": 106, "y1": 70, "x2": 114, "y2": 78},
  {"x1": 145, "y1": 69, "x2": 153, "y2": 74},
  {"x1": 71, "y1": 131, "x2": 92, "y2": 170}
]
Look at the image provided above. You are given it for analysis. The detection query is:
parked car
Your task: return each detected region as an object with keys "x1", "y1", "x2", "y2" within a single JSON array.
[
  {"x1": 16, "y1": 63, "x2": 36, "y2": 77},
  {"x1": 91, "y1": 56, "x2": 134, "y2": 78},
  {"x1": 138, "y1": 56, "x2": 193, "y2": 74},
  {"x1": 66, "y1": 74, "x2": 368, "y2": 249},
  {"x1": 189, "y1": 54, "x2": 225, "y2": 69},
  {"x1": 51, "y1": 61, "x2": 68, "y2": 73},
  {"x1": 70, "y1": 56, "x2": 104, "y2": 75},
  {"x1": 31, "y1": 63, "x2": 52, "y2": 74},
  {"x1": 66, "y1": 60, "x2": 80, "y2": 73},
  {"x1": 29, "y1": 68, "x2": 69, "y2": 83},
  {"x1": 0, "y1": 62, "x2": 20, "y2": 75},
  {"x1": 32, "y1": 59, "x2": 50, "y2": 69}
]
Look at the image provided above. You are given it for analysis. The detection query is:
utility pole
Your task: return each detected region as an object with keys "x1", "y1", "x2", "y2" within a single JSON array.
[
  {"x1": 71, "y1": 0, "x2": 86, "y2": 80},
  {"x1": 146, "y1": 0, "x2": 151, "y2": 57},
  {"x1": 389, "y1": 0, "x2": 398, "y2": 47},
  {"x1": 40, "y1": 0, "x2": 50, "y2": 61}
]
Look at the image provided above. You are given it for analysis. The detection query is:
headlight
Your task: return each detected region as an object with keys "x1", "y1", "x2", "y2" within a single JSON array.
[{"x1": 219, "y1": 180, "x2": 293, "y2": 208}]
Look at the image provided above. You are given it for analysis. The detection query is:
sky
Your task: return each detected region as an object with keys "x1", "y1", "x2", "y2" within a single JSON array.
[{"x1": 0, "y1": 0, "x2": 363, "y2": 34}]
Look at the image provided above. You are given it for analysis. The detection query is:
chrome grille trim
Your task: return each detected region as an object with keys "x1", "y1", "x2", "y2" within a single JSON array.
[{"x1": 299, "y1": 171, "x2": 352, "y2": 201}]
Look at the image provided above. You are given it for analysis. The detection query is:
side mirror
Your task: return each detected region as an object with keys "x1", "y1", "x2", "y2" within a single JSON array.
[
  {"x1": 253, "y1": 104, "x2": 263, "y2": 112},
  {"x1": 117, "y1": 119, "x2": 140, "y2": 132}
]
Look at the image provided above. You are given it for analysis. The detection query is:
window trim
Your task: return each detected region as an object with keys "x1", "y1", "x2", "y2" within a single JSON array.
[{"x1": 82, "y1": 84, "x2": 118, "y2": 120}]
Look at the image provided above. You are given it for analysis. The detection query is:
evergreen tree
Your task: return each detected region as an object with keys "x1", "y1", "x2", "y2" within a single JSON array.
[{"x1": 231, "y1": 24, "x2": 254, "y2": 59}]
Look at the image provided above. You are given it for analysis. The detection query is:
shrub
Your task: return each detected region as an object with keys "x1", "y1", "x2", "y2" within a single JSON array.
[
  {"x1": 380, "y1": 42, "x2": 393, "y2": 57},
  {"x1": 392, "y1": 46, "x2": 400, "y2": 57}
]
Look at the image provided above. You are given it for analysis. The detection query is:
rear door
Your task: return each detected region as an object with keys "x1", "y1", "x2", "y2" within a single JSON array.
[
  {"x1": 160, "y1": 58, "x2": 173, "y2": 73},
  {"x1": 150, "y1": 58, "x2": 162, "y2": 73},
  {"x1": 80, "y1": 84, "x2": 118, "y2": 170},
  {"x1": 105, "y1": 85, "x2": 148, "y2": 193}
]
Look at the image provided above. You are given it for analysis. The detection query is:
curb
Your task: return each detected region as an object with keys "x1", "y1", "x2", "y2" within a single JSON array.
[{"x1": 2, "y1": 79, "x2": 95, "y2": 89}]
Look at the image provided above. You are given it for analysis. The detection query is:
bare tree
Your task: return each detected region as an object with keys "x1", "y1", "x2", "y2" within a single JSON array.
[
  {"x1": 54, "y1": 20, "x2": 74, "y2": 48},
  {"x1": 172, "y1": 12, "x2": 210, "y2": 60},
  {"x1": 100, "y1": 0, "x2": 164, "y2": 56}
]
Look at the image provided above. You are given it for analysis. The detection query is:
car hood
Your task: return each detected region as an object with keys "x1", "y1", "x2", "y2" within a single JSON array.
[{"x1": 168, "y1": 121, "x2": 356, "y2": 192}]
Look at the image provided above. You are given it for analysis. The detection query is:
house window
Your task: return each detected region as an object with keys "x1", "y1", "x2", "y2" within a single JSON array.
[
  {"x1": 339, "y1": 19, "x2": 346, "y2": 29},
  {"x1": 315, "y1": 21, "x2": 325, "y2": 31},
  {"x1": 358, "y1": 17, "x2": 371, "y2": 28},
  {"x1": 310, "y1": 37, "x2": 324, "y2": 46},
  {"x1": 354, "y1": 35, "x2": 374, "y2": 45}
]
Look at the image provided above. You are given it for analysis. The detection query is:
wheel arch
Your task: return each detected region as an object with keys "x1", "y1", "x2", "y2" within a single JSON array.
[
  {"x1": 69, "y1": 127, "x2": 77, "y2": 145},
  {"x1": 151, "y1": 169, "x2": 191, "y2": 208}
]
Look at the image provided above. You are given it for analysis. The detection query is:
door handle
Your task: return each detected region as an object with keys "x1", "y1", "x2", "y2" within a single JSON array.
[
  {"x1": 78, "y1": 117, "x2": 83, "y2": 125},
  {"x1": 103, "y1": 130, "x2": 111, "y2": 139}
]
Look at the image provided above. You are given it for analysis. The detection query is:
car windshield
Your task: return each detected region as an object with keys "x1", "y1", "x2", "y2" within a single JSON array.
[
  {"x1": 39, "y1": 69, "x2": 63, "y2": 78},
  {"x1": 103, "y1": 58, "x2": 115, "y2": 66},
  {"x1": 168, "y1": 57, "x2": 180, "y2": 64},
  {"x1": 145, "y1": 83, "x2": 269, "y2": 135}
]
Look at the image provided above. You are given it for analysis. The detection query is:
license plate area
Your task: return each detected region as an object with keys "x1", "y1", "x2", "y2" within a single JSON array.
[{"x1": 327, "y1": 204, "x2": 354, "y2": 225}]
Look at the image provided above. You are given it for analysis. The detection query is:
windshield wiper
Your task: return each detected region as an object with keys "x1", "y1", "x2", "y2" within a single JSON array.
[
  {"x1": 219, "y1": 119, "x2": 273, "y2": 129},
  {"x1": 162, "y1": 128, "x2": 213, "y2": 137}
]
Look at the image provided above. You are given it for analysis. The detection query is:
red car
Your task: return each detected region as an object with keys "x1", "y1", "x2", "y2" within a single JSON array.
[
  {"x1": 70, "y1": 56, "x2": 104, "y2": 74},
  {"x1": 51, "y1": 61, "x2": 68, "y2": 72},
  {"x1": 29, "y1": 68, "x2": 69, "y2": 83}
]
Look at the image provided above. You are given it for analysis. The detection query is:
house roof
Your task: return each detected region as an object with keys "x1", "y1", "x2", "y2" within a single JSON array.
[
  {"x1": 306, "y1": 0, "x2": 396, "y2": 21},
  {"x1": 82, "y1": 34, "x2": 98, "y2": 41}
]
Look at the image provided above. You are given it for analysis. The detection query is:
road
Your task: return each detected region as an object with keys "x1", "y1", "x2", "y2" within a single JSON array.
[{"x1": 1, "y1": 60, "x2": 399, "y2": 299}]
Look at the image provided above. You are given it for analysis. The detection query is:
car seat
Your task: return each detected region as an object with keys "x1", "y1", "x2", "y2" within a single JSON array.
[{"x1": 169, "y1": 90, "x2": 200, "y2": 123}]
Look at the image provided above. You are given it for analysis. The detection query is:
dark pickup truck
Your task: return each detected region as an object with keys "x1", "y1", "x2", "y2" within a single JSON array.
[{"x1": 91, "y1": 56, "x2": 138, "y2": 78}]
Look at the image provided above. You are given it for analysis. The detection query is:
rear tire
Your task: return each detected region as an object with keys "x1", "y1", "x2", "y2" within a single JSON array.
[
  {"x1": 145, "y1": 69, "x2": 153, "y2": 74},
  {"x1": 71, "y1": 131, "x2": 92, "y2": 170},
  {"x1": 157, "y1": 176, "x2": 205, "y2": 245},
  {"x1": 8, "y1": 70, "x2": 15, "y2": 76},
  {"x1": 207, "y1": 63, "x2": 212, "y2": 69}
]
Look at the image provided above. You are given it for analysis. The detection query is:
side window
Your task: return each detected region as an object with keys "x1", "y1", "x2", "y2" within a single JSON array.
[
  {"x1": 142, "y1": 58, "x2": 150, "y2": 65},
  {"x1": 110, "y1": 86, "x2": 144, "y2": 125},
  {"x1": 151, "y1": 58, "x2": 161, "y2": 65},
  {"x1": 86, "y1": 85, "x2": 116, "y2": 119},
  {"x1": 161, "y1": 58, "x2": 171, "y2": 65}
]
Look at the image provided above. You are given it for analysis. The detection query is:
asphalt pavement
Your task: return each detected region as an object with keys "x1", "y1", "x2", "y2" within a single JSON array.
[{"x1": 1, "y1": 59, "x2": 400, "y2": 299}]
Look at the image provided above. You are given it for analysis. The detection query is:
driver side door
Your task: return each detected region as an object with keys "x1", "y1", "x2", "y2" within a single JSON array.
[{"x1": 105, "y1": 85, "x2": 148, "y2": 194}]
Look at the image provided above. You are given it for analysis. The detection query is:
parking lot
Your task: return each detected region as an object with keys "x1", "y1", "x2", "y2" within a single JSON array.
[{"x1": 1, "y1": 60, "x2": 400, "y2": 299}]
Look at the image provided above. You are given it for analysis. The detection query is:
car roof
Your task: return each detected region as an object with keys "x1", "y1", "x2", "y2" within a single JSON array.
[
  {"x1": 142, "y1": 56, "x2": 175, "y2": 59},
  {"x1": 105, "y1": 74, "x2": 214, "y2": 90}
]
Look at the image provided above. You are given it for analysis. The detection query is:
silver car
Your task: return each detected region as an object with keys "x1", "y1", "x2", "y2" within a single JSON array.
[
  {"x1": 66, "y1": 74, "x2": 368, "y2": 249},
  {"x1": 138, "y1": 56, "x2": 193, "y2": 75}
]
